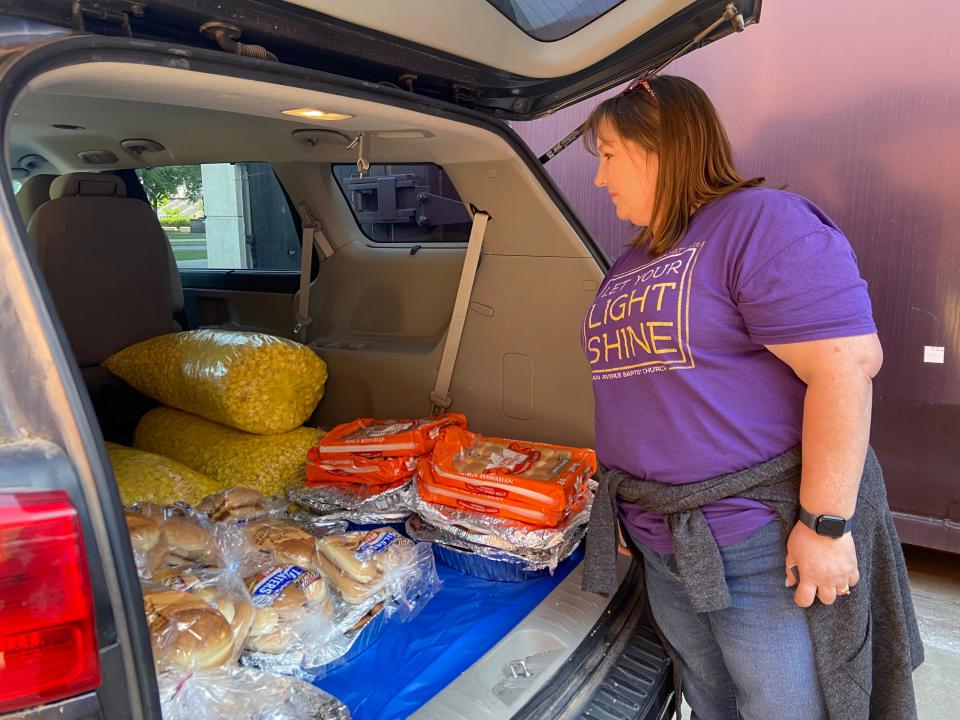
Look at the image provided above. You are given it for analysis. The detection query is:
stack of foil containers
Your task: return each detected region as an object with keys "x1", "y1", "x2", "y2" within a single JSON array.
[{"x1": 406, "y1": 477, "x2": 596, "y2": 580}]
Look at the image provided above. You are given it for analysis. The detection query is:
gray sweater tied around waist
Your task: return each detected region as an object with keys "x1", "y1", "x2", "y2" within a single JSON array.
[{"x1": 582, "y1": 446, "x2": 923, "y2": 719}]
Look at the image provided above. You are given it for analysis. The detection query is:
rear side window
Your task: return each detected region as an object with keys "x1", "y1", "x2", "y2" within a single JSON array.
[
  {"x1": 332, "y1": 163, "x2": 471, "y2": 244},
  {"x1": 485, "y1": 0, "x2": 625, "y2": 42},
  {"x1": 136, "y1": 162, "x2": 300, "y2": 270}
]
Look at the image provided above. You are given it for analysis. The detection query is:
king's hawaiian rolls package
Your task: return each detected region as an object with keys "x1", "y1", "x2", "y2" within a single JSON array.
[
  {"x1": 417, "y1": 458, "x2": 572, "y2": 527},
  {"x1": 311, "y1": 413, "x2": 467, "y2": 458},
  {"x1": 424, "y1": 427, "x2": 597, "y2": 515},
  {"x1": 305, "y1": 449, "x2": 418, "y2": 486}
]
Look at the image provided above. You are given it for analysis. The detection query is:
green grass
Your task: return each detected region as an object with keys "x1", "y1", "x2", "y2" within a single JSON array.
[
  {"x1": 165, "y1": 232, "x2": 206, "y2": 242},
  {"x1": 174, "y1": 249, "x2": 207, "y2": 261}
]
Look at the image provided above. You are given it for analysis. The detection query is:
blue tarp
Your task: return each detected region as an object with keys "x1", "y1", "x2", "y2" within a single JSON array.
[{"x1": 314, "y1": 549, "x2": 583, "y2": 720}]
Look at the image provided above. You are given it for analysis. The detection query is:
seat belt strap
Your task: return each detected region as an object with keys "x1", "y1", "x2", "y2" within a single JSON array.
[
  {"x1": 430, "y1": 210, "x2": 490, "y2": 415},
  {"x1": 294, "y1": 203, "x2": 336, "y2": 342},
  {"x1": 294, "y1": 224, "x2": 315, "y2": 343},
  {"x1": 312, "y1": 224, "x2": 335, "y2": 258}
]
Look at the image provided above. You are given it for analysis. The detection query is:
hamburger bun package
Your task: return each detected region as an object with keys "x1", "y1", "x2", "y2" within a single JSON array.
[
  {"x1": 156, "y1": 665, "x2": 351, "y2": 720},
  {"x1": 238, "y1": 564, "x2": 346, "y2": 678},
  {"x1": 314, "y1": 528, "x2": 440, "y2": 617},
  {"x1": 142, "y1": 567, "x2": 254, "y2": 672},
  {"x1": 196, "y1": 486, "x2": 278, "y2": 522}
]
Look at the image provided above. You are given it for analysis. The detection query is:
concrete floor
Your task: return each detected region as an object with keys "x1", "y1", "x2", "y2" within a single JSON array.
[
  {"x1": 677, "y1": 545, "x2": 960, "y2": 719},
  {"x1": 903, "y1": 545, "x2": 960, "y2": 719}
]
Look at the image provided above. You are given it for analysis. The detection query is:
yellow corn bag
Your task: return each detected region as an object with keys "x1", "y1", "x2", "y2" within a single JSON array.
[
  {"x1": 107, "y1": 442, "x2": 221, "y2": 506},
  {"x1": 103, "y1": 329, "x2": 328, "y2": 435},
  {"x1": 134, "y1": 407, "x2": 321, "y2": 496}
]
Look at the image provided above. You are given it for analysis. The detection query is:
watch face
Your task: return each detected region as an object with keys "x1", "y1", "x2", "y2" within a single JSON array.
[{"x1": 816, "y1": 515, "x2": 847, "y2": 538}]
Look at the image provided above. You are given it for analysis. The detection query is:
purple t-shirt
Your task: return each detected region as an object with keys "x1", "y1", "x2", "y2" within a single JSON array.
[{"x1": 582, "y1": 188, "x2": 877, "y2": 554}]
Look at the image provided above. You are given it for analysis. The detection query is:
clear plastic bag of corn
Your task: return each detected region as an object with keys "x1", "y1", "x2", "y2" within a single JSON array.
[
  {"x1": 134, "y1": 407, "x2": 322, "y2": 497},
  {"x1": 107, "y1": 441, "x2": 222, "y2": 506},
  {"x1": 103, "y1": 329, "x2": 328, "y2": 435}
]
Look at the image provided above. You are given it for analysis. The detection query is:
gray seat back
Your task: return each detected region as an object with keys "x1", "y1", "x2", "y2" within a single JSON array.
[
  {"x1": 28, "y1": 172, "x2": 181, "y2": 368},
  {"x1": 15, "y1": 173, "x2": 56, "y2": 225}
]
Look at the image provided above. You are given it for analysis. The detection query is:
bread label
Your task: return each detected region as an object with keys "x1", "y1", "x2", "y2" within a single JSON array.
[
  {"x1": 251, "y1": 565, "x2": 306, "y2": 607},
  {"x1": 456, "y1": 499, "x2": 501, "y2": 515},
  {"x1": 349, "y1": 420, "x2": 417, "y2": 440},
  {"x1": 474, "y1": 444, "x2": 540, "y2": 474},
  {"x1": 354, "y1": 530, "x2": 398, "y2": 560},
  {"x1": 295, "y1": 570, "x2": 323, "y2": 593},
  {"x1": 464, "y1": 482, "x2": 509, "y2": 499}
]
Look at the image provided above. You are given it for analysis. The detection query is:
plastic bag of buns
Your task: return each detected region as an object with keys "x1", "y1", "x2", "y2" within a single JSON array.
[
  {"x1": 156, "y1": 666, "x2": 351, "y2": 720},
  {"x1": 190, "y1": 490, "x2": 346, "y2": 575},
  {"x1": 103, "y1": 329, "x2": 328, "y2": 435},
  {"x1": 127, "y1": 503, "x2": 223, "y2": 575},
  {"x1": 239, "y1": 564, "x2": 348, "y2": 677},
  {"x1": 134, "y1": 406, "x2": 321, "y2": 496},
  {"x1": 125, "y1": 510, "x2": 168, "y2": 576},
  {"x1": 196, "y1": 486, "x2": 281, "y2": 523},
  {"x1": 239, "y1": 515, "x2": 349, "y2": 574},
  {"x1": 242, "y1": 517, "x2": 323, "y2": 569},
  {"x1": 314, "y1": 528, "x2": 440, "y2": 618},
  {"x1": 142, "y1": 569, "x2": 253, "y2": 672},
  {"x1": 108, "y1": 442, "x2": 221, "y2": 506}
]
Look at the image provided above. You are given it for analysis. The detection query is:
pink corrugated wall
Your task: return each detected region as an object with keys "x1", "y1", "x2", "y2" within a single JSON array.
[{"x1": 514, "y1": 0, "x2": 960, "y2": 550}]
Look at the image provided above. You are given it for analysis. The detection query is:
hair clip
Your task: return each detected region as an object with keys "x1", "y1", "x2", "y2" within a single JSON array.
[{"x1": 625, "y1": 77, "x2": 656, "y2": 98}]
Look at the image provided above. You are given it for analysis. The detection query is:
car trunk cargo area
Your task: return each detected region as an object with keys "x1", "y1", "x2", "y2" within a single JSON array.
[{"x1": 2, "y1": 36, "x2": 670, "y2": 720}]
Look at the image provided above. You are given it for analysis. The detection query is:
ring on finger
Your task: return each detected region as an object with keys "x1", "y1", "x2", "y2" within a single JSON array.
[{"x1": 837, "y1": 584, "x2": 851, "y2": 596}]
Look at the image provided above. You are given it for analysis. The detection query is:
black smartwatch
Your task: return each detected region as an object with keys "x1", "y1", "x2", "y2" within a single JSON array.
[{"x1": 798, "y1": 506, "x2": 853, "y2": 538}]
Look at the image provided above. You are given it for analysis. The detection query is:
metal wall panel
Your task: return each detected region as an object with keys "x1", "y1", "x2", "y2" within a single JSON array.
[{"x1": 514, "y1": 0, "x2": 960, "y2": 550}]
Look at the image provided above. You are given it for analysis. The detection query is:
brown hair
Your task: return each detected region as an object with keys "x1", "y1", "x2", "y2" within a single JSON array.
[{"x1": 583, "y1": 75, "x2": 763, "y2": 257}]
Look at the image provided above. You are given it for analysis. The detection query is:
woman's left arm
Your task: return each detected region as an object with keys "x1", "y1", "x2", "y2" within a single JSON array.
[{"x1": 764, "y1": 333, "x2": 883, "y2": 608}]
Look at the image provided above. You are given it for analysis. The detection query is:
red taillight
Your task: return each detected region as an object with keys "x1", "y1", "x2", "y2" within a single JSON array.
[{"x1": 0, "y1": 490, "x2": 100, "y2": 713}]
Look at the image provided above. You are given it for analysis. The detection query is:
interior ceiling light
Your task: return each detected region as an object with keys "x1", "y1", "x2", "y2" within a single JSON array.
[{"x1": 281, "y1": 108, "x2": 353, "y2": 121}]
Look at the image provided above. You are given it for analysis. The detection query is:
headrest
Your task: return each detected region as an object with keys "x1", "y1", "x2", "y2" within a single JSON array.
[
  {"x1": 15, "y1": 173, "x2": 56, "y2": 221},
  {"x1": 50, "y1": 172, "x2": 127, "y2": 200}
]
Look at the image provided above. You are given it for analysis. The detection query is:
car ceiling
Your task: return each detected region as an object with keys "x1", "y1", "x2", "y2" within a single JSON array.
[{"x1": 9, "y1": 61, "x2": 516, "y2": 175}]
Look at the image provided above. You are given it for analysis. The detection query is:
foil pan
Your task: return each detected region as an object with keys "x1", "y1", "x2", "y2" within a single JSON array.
[
  {"x1": 430, "y1": 542, "x2": 551, "y2": 582},
  {"x1": 289, "y1": 480, "x2": 415, "y2": 524},
  {"x1": 280, "y1": 510, "x2": 350, "y2": 535},
  {"x1": 336, "y1": 602, "x2": 390, "y2": 664},
  {"x1": 406, "y1": 513, "x2": 587, "y2": 573},
  {"x1": 406, "y1": 480, "x2": 594, "y2": 561}
]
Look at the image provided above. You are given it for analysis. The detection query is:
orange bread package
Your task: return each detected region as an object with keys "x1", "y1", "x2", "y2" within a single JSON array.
[
  {"x1": 426, "y1": 427, "x2": 597, "y2": 513},
  {"x1": 416, "y1": 459, "x2": 576, "y2": 527},
  {"x1": 312, "y1": 414, "x2": 467, "y2": 458},
  {"x1": 305, "y1": 449, "x2": 417, "y2": 486}
]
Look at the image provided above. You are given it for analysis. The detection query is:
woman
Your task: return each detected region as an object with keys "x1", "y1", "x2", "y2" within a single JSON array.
[{"x1": 580, "y1": 75, "x2": 922, "y2": 719}]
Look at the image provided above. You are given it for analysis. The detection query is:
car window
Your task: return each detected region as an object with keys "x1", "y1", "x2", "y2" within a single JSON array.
[
  {"x1": 136, "y1": 162, "x2": 300, "y2": 270},
  {"x1": 485, "y1": 0, "x2": 625, "y2": 42},
  {"x1": 332, "y1": 163, "x2": 471, "y2": 244}
]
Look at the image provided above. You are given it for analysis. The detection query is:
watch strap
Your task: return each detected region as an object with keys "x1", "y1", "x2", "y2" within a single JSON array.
[{"x1": 798, "y1": 506, "x2": 853, "y2": 537}]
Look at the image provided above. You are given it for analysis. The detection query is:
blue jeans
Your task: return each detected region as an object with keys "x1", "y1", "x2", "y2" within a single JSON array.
[{"x1": 630, "y1": 521, "x2": 828, "y2": 720}]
